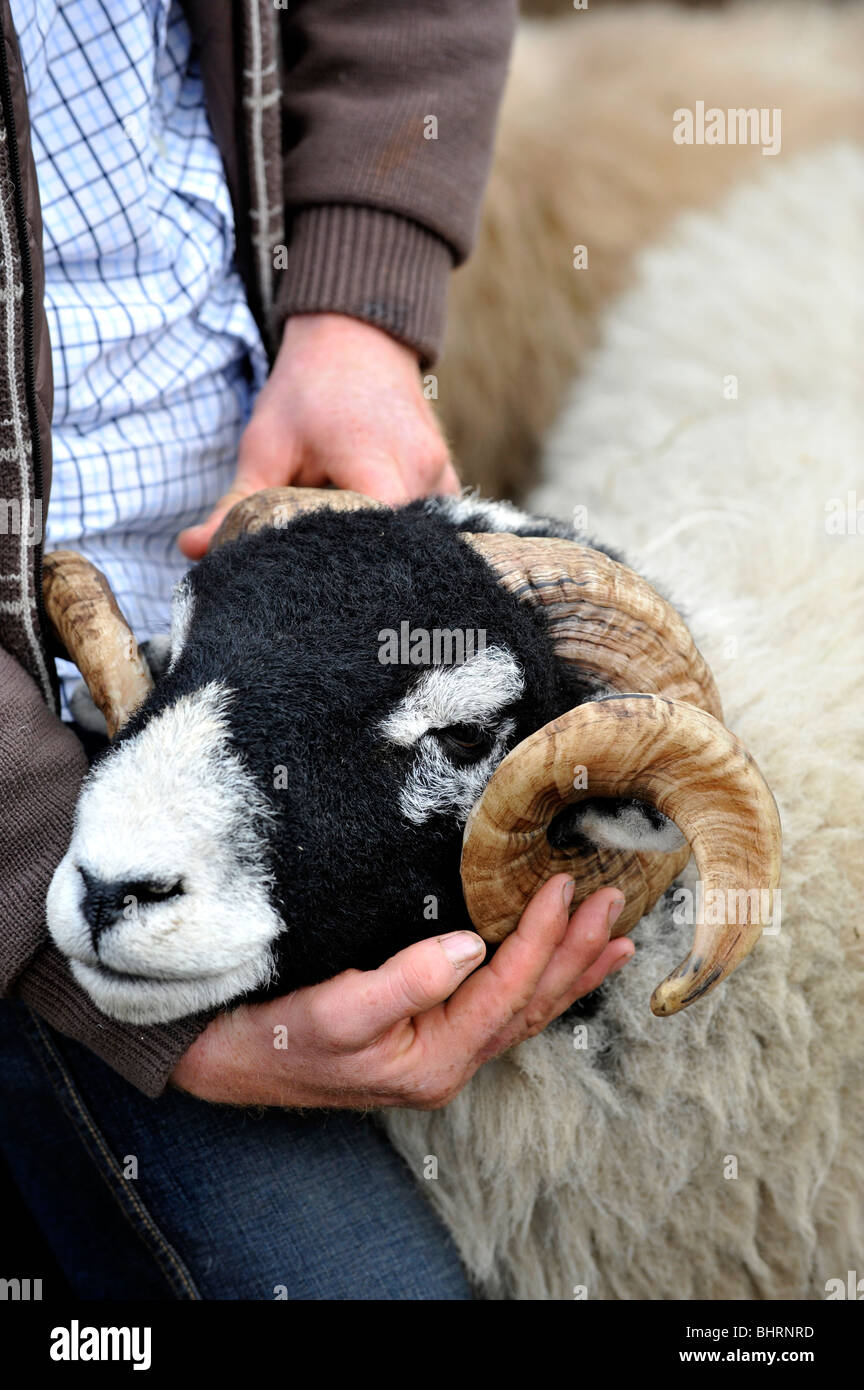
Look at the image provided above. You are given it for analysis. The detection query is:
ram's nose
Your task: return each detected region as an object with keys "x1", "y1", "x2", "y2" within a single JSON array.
[{"x1": 78, "y1": 866, "x2": 183, "y2": 947}]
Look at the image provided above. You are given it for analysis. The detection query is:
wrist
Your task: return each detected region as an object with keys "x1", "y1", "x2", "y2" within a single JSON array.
[
  {"x1": 278, "y1": 312, "x2": 421, "y2": 369},
  {"x1": 169, "y1": 1006, "x2": 237, "y2": 1100},
  {"x1": 270, "y1": 204, "x2": 453, "y2": 365},
  {"x1": 170, "y1": 1002, "x2": 310, "y2": 1109}
]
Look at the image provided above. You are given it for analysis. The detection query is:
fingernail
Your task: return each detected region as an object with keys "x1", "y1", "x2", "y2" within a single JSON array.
[
  {"x1": 562, "y1": 879, "x2": 576, "y2": 909},
  {"x1": 609, "y1": 952, "x2": 632, "y2": 976},
  {"x1": 606, "y1": 895, "x2": 625, "y2": 930},
  {"x1": 440, "y1": 932, "x2": 485, "y2": 968}
]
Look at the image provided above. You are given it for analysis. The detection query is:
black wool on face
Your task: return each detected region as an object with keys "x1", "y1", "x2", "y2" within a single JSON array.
[{"x1": 122, "y1": 505, "x2": 603, "y2": 996}]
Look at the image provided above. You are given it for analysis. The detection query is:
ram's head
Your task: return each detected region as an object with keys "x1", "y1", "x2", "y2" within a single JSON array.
[{"x1": 44, "y1": 489, "x2": 780, "y2": 1025}]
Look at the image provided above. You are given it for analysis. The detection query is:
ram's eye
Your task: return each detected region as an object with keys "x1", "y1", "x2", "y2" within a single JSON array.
[{"x1": 437, "y1": 723, "x2": 496, "y2": 762}]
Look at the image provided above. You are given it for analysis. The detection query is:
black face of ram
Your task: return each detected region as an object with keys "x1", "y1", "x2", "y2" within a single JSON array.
[
  {"x1": 118, "y1": 506, "x2": 595, "y2": 997},
  {"x1": 49, "y1": 500, "x2": 641, "y2": 1025}
]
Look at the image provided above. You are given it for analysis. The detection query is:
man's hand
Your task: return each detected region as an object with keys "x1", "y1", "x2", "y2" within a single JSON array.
[
  {"x1": 178, "y1": 313, "x2": 460, "y2": 559},
  {"x1": 170, "y1": 877, "x2": 632, "y2": 1109}
]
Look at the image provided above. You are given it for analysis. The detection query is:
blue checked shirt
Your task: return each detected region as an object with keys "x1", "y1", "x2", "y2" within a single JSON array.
[{"x1": 12, "y1": 0, "x2": 269, "y2": 711}]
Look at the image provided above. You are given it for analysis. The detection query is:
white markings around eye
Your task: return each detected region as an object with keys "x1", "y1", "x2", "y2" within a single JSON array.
[
  {"x1": 379, "y1": 646, "x2": 524, "y2": 826},
  {"x1": 398, "y1": 718, "x2": 517, "y2": 826}
]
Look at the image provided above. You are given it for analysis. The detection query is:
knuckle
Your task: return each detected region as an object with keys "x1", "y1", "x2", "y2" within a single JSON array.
[
  {"x1": 420, "y1": 1094, "x2": 451, "y2": 1112},
  {"x1": 474, "y1": 1034, "x2": 509, "y2": 1065},
  {"x1": 387, "y1": 959, "x2": 433, "y2": 1016},
  {"x1": 506, "y1": 982, "x2": 536, "y2": 1017},
  {"x1": 428, "y1": 450, "x2": 451, "y2": 481},
  {"x1": 413, "y1": 441, "x2": 448, "y2": 483},
  {"x1": 520, "y1": 998, "x2": 553, "y2": 1037},
  {"x1": 397, "y1": 1071, "x2": 457, "y2": 1111},
  {"x1": 471, "y1": 1000, "x2": 521, "y2": 1054},
  {"x1": 303, "y1": 988, "x2": 348, "y2": 1046},
  {"x1": 238, "y1": 418, "x2": 267, "y2": 454},
  {"x1": 238, "y1": 418, "x2": 283, "y2": 470},
  {"x1": 414, "y1": 1085, "x2": 453, "y2": 1112}
]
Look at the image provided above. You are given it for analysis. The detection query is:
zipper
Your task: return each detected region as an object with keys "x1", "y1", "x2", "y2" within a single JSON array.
[{"x1": 0, "y1": 13, "x2": 59, "y2": 708}]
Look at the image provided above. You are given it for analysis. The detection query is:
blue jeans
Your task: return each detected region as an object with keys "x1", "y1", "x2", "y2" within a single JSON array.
[{"x1": 0, "y1": 1000, "x2": 472, "y2": 1300}]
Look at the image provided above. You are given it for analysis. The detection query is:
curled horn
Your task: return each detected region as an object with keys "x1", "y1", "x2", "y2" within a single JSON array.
[
  {"x1": 459, "y1": 533, "x2": 780, "y2": 1013},
  {"x1": 462, "y1": 533, "x2": 723, "y2": 719},
  {"x1": 42, "y1": 550, "x2": 154, "y2": 738},
  {"x1": 461, "y1": 694, "x2": 781, "y2": 1016}
]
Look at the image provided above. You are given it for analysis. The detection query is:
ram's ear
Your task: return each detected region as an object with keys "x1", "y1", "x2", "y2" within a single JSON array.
[
  {"x1": 548, "y1": 797, "x2": 687, "y2": 855},
  {"x1": 67, "y1": 633, "x2": 171, "y2": 735}
]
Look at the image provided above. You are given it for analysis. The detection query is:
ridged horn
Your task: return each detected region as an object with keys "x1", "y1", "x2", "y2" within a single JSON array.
[
  {"x1": 461, "y1": 695, "x2": 781, "y2": 1015},
  {"x1": 210, "y1": 486, "x2": 383, "y2": 549},
  {"x1": 458, "y1": 533, "x2": 783, "y2": 1011},
  {"x1": 463, "y1": 533, "x2": 723, "y2": 720},
  {"x1": 42, "y1": 550, "x2": 154, "y2": 738}
]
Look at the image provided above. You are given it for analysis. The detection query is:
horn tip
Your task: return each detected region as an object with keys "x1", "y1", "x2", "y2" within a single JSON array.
[{"x1": 650, "y1": 959, "x2": 726, "y2": 1016}]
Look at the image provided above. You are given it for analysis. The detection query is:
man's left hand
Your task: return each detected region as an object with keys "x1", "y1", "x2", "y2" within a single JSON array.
[{"x1": 178, "y1": 312, "x2": 460, "y2": 559}]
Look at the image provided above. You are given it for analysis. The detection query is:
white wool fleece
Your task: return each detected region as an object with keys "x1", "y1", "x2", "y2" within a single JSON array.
[{"x1": 384, "y1": 144, "x2": 864, "y2": 1300}]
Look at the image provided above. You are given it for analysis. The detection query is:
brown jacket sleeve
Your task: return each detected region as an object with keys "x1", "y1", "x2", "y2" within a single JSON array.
[
  {"x1": 1, "y1": 650, "x2": 207, "y2": 1097},
  {"x1": 272, "y1": 0, "x2": 518, "y2": 362}
]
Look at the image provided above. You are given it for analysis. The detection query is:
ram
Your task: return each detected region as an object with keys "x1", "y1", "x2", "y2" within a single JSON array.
[{"x1": 43, "y1": 489, "x2": 778, "y2": 1034}]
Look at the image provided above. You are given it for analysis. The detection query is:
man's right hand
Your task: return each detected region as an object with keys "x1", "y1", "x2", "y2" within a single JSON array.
[{"x1": 170, "y1": 876, "x2": 632, "y2": 1109}]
